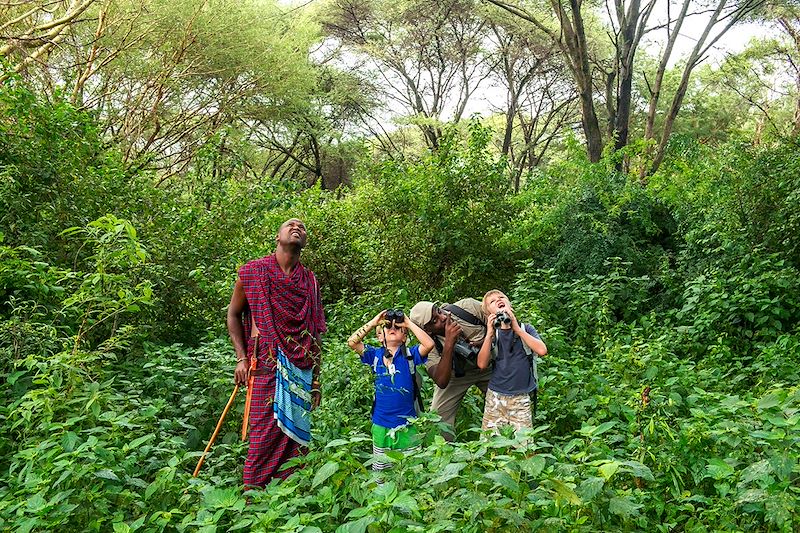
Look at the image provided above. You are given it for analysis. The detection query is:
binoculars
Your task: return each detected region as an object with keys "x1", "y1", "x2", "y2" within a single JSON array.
[
  {"x1": 385, "y1": 308, "x2": 405, "y2": 325},
  {"x1": 453, "y1": 339, "x2": 479, "y2": 360},
  {"x1": 493, "y1": 311, "x2": 511, "y2": 328},
  {"x1": 452, "y1": 338, "x2": 480, "y2": 378}
]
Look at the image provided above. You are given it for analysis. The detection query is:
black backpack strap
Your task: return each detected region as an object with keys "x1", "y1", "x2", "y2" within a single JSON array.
[
  {"x1": 442, "y1": 304, "x2": 484, "y2": 327},
  {"x1": 404, "y1": 345, "x2": 424, "y2": 414},
  {"x1": 433, "y1": 336, "x2": 444, "y2": 355}
]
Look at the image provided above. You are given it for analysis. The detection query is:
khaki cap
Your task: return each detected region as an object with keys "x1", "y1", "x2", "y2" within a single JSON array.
[{"x1": 409, "y1": 301, "x2": 435, "y2": 328}]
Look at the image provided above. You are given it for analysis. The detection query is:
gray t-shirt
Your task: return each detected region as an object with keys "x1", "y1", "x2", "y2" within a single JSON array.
[{"x1": 488, "y1": 324, "x2": 541, "y2": 395}]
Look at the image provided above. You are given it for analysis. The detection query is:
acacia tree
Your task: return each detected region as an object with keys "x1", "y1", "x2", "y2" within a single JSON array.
[
  {"x1": 0, "y1": 0, "x2": 99, "y2": 82},
  {"x1": 642, "y1": 0, "x2": 765, "y2": 174},
  {"x1": 91, "y1": 0, "x2": 324, "y2": 184},
  {"x1": 485, "y1": 14, "x2": 579, "y2": 187},
  {"x1": 2, "y1": 0, "x2": 365, "y2": 187},
  {"x1": 758, "y1": 0, "x2": 800, "y2": 135},
  {"x1": 321, "y1": 0, "x2": 494, "y2": 151},
  {"x1": 485, "y1": 0, "x2": 763, "y2": 174},
  {"x1": 243, "y1": 65, "x2": 375, "y2": 189}
]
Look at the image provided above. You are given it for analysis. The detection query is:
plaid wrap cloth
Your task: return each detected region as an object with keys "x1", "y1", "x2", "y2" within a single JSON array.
[{"x1": 238, "y1": 254, "x2": 326, "y2": 487}]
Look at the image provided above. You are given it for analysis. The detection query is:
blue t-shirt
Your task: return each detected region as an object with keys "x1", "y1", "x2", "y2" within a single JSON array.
[
  {"x1": 360, "y1": 344, "x2": 426, "y2": 429},
  {"x1": 488, "y1": 324, "x2": 541, "y2": 395}
]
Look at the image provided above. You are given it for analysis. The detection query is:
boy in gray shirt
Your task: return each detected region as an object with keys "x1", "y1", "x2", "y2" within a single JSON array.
[{"x1": 476, "y1": 290, "x2": 547, "y2": 433}]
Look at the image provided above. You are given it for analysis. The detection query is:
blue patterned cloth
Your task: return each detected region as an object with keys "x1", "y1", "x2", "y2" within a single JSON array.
[{"x1": 274, "y1": 348, "x2": 313, "y2": 446}]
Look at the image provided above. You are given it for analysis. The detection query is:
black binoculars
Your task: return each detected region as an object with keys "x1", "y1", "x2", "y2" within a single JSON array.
[
  {"x1": 385, "y1": 308, "x2": 405, "y2": 324},
  {"x1": 452, "y1": 338, "x2": 480, "y2": 377},
  {"x1": 493, "y1": 311, "x2": 511, "y2": 328}
]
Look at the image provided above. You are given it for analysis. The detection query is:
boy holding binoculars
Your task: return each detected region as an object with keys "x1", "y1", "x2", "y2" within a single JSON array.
[
  {"x1": 347, "y1": 309, "x2": 434, "y2": 471},
  {"x1": 477, "y1": 290, "x2": 547, "y2": 434}
]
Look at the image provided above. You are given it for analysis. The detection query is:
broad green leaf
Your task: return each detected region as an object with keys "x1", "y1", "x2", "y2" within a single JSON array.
[
  {"x1": 579, "y1": 421, "x2": 615, "y2": 437},
  {"x1": 26, "y1": 493, "x2": 46, "y2": 512},
  {"x1": 705, "y1": 458, "x2": 735, "y2": 480},
  {"x1": 621, "y1": 460, "x2": 655, "y2": 482},
  {"x1": 765, "y1": 492, "x2": 794, "y2": 527},
  {"x1": 485, "y1": 470, "x2": 520, "y2": 494},
  {"x1": 46, "y1": 490, "x2": 75, "y2": 507},
  {"x1": 756, "y1": 392, "x2": 782, "y2": 410},
  {"x1": 769, "y1": 454, "x2": 794, "y2": 481},
  {"x1": 16, "y1": 517, "x2": 38, "y2": 533},
  {"x1": 130, "y1": 516, "x2": 146, "y2": 531},
  {"x1": 766, "y1": 415, "x2": 790, "y2": 427},
  {"x1": 577, "y1": 477, "x2": 605, "y2": 502},
  {"x1": 609, "y1": 496, "x2": 642, "y2": 517},
  {"x1": 345, "y1": 507, "x2": 371, "y2": 519},
  {"x1": 488, "y1": 437, "x2": 519, "y2": 448},
  {"x1": 7, "y1": 370, "x2": 26, "y2": 385},
  {"x1": 736, "y1": 488, "x2": 767, "y2": 504},
  {"x1": 392, "y1": 492, "x2": 419, "y2": 513},
  {"x1": 519, "y1": 455, "x2": 546, "y2": 478},
  {"x1": 203, "y1": 487, "x2": 241, "y2": 509},
  {"x1": 384, "y1": 450, "x2": 404, "y2": 461},
  {"x1": 61, "y1": 431, "x2": 79, "y2": 452},
  {"x1": 124, "y1": 434, "x2": 155, "y2": 451},
  {"x1": 335, "y1": 516, "x2": 374, "y2": 533},
  {"x1": 96, "y1": 469, "x2": 120, "y2": 482},
  {"x1": 740, "y1": 459, "x2": 772, "y2": 485},
  {"x1": 229, "y1": 519, "x2": 254, "y2": 531},
  {"x1": 144, "y1": 480, "x2": 159, "y2": 501},
  {"x1": 312, "y1": 461, "x2": 339, "y2": 488},
  {"x1": 430, "y1": 462, "x2": 466, "y2": 485},
  {"x1": 373, "y1": 481, "x2": 398, "y2": 501},
  {"x1": 550, "y1": 479, "x2": 581, "y2": 506},
  {"x1": 598, "y1": 461, "x2": 621, "y2": 480}
]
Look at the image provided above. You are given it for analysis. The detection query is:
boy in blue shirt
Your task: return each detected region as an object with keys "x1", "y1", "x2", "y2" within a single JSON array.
[
  {"x1": 477, "y1": 290, "x2": 547, "y2": 434},
  {"x1": 347, "y1": 310, "x2": 434, "y2": 471}
]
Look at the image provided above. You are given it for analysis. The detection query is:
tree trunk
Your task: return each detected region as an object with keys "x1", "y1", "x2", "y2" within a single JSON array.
[{"x1": 613, "y1": 0, "x2": 642, "y2": 151}]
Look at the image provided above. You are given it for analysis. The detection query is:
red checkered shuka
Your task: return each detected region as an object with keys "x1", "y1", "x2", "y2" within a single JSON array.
[
  {"x1": 238, "y1": 254, "x2": 326, "y2": 487},
  {"x1": 243, "y1": 372, "x2": 301, "y2": 486},
  {"x1": 239, "y1": 254, "x2": 326, "y2": 370}
]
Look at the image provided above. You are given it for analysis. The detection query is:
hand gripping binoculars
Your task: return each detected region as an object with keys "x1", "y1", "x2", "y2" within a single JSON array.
[
  {"x1": 384, "y1": 308, "x2": 405, "y2": 326},
  {"x1": 493, "y1": 311, "x2": 511, "y2": 329}
]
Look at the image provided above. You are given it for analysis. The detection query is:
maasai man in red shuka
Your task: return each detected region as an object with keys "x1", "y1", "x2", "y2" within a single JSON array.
[{"x1": 227, "y1": 218, "x2": 326, "y2": 487}]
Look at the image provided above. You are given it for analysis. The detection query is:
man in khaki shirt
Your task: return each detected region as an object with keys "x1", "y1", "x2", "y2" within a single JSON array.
[{"x1": 409, "y1": 298, "x2": 492, "y2": 440}]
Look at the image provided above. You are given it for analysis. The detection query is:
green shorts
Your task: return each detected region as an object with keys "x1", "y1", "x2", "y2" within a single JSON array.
[
  {"x1": 371, "y1": 424, "x2": 420, "y2": 471},
  {"x1": 372, "y1": 423, "x2": 419, "y2": 450}
]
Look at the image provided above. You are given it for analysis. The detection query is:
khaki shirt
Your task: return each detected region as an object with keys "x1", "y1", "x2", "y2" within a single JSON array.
[{"x1": 424, "y1": 297, "x2": 487, "y2": 374}]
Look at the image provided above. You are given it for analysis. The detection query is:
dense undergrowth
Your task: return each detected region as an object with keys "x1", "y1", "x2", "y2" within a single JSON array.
[{"x1": 2, "y1": 82, "x2": 800, "y2": 531}]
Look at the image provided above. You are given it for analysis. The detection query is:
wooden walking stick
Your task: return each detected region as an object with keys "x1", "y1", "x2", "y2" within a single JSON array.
[
  {"x1": 241, "y1": 332, "x2": 258, "y2": 441},
  {"x1": 193, "y1": 384, "x2": 239, "y2": 477}
]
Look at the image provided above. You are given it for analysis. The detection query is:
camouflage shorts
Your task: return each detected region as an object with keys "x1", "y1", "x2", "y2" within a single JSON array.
[{"x1": 481, "y1": 389, "x2": 532, "y2": 433}]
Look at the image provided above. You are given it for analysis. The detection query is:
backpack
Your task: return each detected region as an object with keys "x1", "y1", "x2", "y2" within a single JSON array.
[
  {"x1": 491, "y1": 323, "x2": 540, "y2": 416},
  {"x1": 371, "y1": 344, "x2": 424, "y2": 416},
  {"x1": 442, "y1": 303, "x2": 485, "y2": 330}
]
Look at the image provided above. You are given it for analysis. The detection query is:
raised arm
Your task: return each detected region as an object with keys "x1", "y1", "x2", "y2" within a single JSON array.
[
  {"x1": 477, "y1": 313, "x2": 496, "y2": 370},
  {"x1": 429, "y1": 315, "x2": 460, "y2": 388},
  {"x1": 347, "y1": 311, "x2": 384, "y2": 354},
  {"x1": 508, "y1": 308, "x2": 547, "y2": 356},
  {"x1": 404, "y1": 316, "x2": 434, "y2": 356},
  {"x1": 517, "y1": 327, "x2": 547, "y2": 356}
]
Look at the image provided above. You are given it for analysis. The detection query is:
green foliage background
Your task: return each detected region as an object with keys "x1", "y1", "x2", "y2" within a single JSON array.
[{"x1": 2, "y1": 80, "x2": 800, "y2": 532}]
